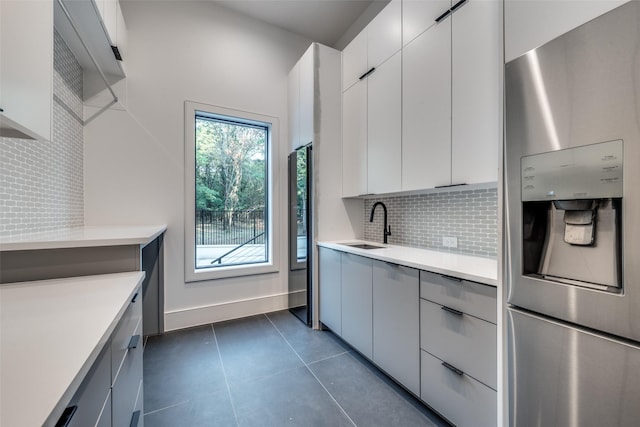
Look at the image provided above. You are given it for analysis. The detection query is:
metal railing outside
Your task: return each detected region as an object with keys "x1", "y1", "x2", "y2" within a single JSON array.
[{"x1": 196, "y1": 209, "x2": 266, "y2": 246}]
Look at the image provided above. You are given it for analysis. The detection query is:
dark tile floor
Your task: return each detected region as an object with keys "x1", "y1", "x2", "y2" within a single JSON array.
[{"x1": 143, "y1": 310, "x2": 450, "y2": 427}]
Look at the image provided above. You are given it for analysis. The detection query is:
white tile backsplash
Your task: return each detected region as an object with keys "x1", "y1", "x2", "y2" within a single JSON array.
[{"x1": 364, "y1": 188, "x2": 498, "y2": 258}]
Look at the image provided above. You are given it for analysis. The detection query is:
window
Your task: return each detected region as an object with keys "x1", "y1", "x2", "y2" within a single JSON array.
[{"x1": 185, "y1": 102, "x2": 279, "y2": 281}]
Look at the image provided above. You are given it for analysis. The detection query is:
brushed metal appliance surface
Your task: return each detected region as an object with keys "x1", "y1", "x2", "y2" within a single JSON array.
[
  {"x1": 507, "y1": 308, "x2": 640, "y2": 426},
  {"x1": 505, "y1": 0, "x2": 640, "y2": 341}
]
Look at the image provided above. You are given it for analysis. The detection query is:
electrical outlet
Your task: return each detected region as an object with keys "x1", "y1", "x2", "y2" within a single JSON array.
[{"x1": 442, "y1": 236, "x2": 458, "y2": 248}]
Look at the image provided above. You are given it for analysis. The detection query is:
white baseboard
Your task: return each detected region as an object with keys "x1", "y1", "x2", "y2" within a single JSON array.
[{"x1": 163, "y1": 290, "x2": 305, "y2": 332}]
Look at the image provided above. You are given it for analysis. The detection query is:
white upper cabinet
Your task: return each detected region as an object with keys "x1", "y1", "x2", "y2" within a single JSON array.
[
  {"x1": 368, "y1": 51, "x2": 402, "y2": 194},
  {"x1": 402, "y1": 12, "x2": 452, "y2": 191},
  {"x1": 342, "y1": 0, "x2": 401, "y2": 92},
  {"x1": 403, "y1": 0, "x2": 500, "y2": 190},
  {"x1": 505, "y1": 0, "x2": 629, "y2": 62},
  {"x1": 403, "y1": 0, "x2": 451, "y2": 46},
  {"x1": 451, "y1": 0, "x2": 500, "y2": 185},
  {"x1": 342, "y1": 31, "x2": 367, "y2": 91},
  {"x1": 0, "y1": 0, "x2": 53, "y2": 141},
  {"x1": 342, "y1": 80, "x2": 368, "y2": 197},
  {"x1": 367, "y1": 0, "x2": 402, "y2": 68},
  {"x1": 341, "y1": 0, "x2": 402, "y2": 197},
  {"x1": 288, "y1": 44, "x2": 315, "y2": 151}
]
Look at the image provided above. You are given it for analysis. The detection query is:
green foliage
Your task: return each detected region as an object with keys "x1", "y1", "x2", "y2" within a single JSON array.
[{"x1": 195, "y1": 117, "x2": 267, "y2": 218}]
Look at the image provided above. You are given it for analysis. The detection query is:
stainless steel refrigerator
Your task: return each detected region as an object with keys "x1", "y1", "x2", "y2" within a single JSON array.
[
  {"x1": 505, "y1": 2, "x2": 640, "y2": 425},
  {"x1": 288, "y1": 145, "x2": 312, "y2": 326}
]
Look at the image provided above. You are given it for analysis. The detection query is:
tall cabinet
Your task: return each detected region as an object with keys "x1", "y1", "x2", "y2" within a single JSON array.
[{"x1": 288, "y1": 43, "x2": 359, "y2": 328}]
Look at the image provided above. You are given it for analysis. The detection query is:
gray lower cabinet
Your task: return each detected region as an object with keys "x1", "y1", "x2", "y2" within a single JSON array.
[
  {"x1": 57, "y1": 285, "x2": 144, "y2": 427},
  {"x1": 319, "y1": 247, "x2": 342, "y2": 334},
  {"x1": 341, "y1": 252, "x2": 373, "y2": 359},
  {"x1": 419, "y1": 270, "x2": 497, "y2": 427},
  {"x1": 372, "y1": 260, "x2": 420, "y2": 396}
]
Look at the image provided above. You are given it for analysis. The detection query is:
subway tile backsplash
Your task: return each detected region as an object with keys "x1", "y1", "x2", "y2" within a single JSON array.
[
  {"x1": 364, "y1": 187, "x2": 498, "y2": 258},
  {"x1": 0, "y1": 31, "x2": 84, "y2": 237}
]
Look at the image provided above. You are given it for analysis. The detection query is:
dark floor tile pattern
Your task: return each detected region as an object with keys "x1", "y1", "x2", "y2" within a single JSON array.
[{"x1": 144, "y1": 310, "x2": 449, "y2": 427}]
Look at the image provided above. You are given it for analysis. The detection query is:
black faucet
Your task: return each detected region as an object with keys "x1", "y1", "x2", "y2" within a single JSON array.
[{"x1": 370, "y1": 201, "x2": 391, "y2": 244}]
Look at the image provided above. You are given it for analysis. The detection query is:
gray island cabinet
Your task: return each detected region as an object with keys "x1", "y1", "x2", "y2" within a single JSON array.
[{"x1": 318, "y1": 243, "x2": 497, "y2": 427}]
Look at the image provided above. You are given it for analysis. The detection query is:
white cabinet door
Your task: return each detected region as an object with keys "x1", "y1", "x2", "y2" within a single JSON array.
[
  {"x1": 299, "y1": 45, "x2": 314, "y2": 147},
  {"x1": 341, "y1": 252, "x2": 373, "y2": 359},
  {"x1": 403, "y1": 0, "x2": 451, "y2": 46},
  {"x1": 367, "y1": 51, "x2": 401, "y2": 194},
  {"x1": 0, "y1": 0, "x2": 52, "y2": 141},
  {"x1": 402, "y1": 17, "x2": 452, "y2": 191},
  {"x1": 373, "y1": 261, "x2": 420, "y2": 395},
  {"x1": 451, "y1": 0, "x2": 500, "y2": 185},
  {"x1": 115, "y1": 0, "x2": 127, "y2": 65},
  {"x1": 367, "y1": 0, "x2": 402, "y2": 68},
  {"x1": 342, "y1": 31, "x2": 367, "y2": 92},
  {"x1": 504, "y1": 0, "x2": 629, "y2": 62},
  {"x1": 288, "y1": 62, "x2": 300, "y2": 151},
  {"x1": 319, "y1": 248, "x2": 342, "y2": 334},
  {"x1": 100, "y1": 0, "x2": 117, "y2": 44},
  {"x1": 342, "y1": 80, "x2": 368, "y2": 197}
]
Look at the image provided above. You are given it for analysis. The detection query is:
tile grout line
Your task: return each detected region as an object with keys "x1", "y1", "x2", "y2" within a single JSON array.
[
  {"x1": 143, "y1": 400, "x2": 189, "y2": 416},
  {"x1": 265, "y1": 314, "x2": 358, "y2": 427},
  {"x1": 211, "y1": 323, "x2": 241, "y2": 427},
  {"x1": 306, "y1": 350, "x2": 351, "y2": 366}
]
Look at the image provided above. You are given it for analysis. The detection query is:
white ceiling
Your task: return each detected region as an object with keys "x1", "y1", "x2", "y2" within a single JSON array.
[{"x1": 212, "y1": 0, "x2": 387, "y2": 48}]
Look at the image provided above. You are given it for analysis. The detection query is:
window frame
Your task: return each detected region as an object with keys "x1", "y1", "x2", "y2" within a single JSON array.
[{"x1": 184, "y1": 101, "x2": 280, "y2": 282}]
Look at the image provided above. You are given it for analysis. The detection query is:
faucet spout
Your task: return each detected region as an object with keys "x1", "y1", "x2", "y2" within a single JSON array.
[{"x1": 370, "y1": 201, "x2": 391, "y2": 244}]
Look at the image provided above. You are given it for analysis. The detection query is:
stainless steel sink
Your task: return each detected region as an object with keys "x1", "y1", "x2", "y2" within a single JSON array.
[{"x1": 342, "y1": 243, "x2": 384, "y2": 250}]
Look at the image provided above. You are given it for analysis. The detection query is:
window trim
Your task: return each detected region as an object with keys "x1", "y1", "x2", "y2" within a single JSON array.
[{"x1": 184, "y1": 101, "x2": 280, "y2": 282}]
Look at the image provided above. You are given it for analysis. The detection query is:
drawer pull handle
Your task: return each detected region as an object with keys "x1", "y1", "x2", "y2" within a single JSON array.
[
  {"x1": 131, "y1": 292, "x2": 139, "y2": 303},
  {"x1": 359, "y1": 67, "x2": 376, "y2": 80},
  {"x1": 128, "y1": 334, "x2": 140, "y2": 350},
  {"x1": 55, "y1": 405, "x2": 77, "y2": 427},
  {"x1": 434, "y1": 9, "x2": 451, "y2": 22},
  {"x1": 440, "y1": 274, "x2": 462, "y2": 282},
  {"x1": 451, "y1": 0, "x2": 468, "y2": 13},
  {"x1": 130, "y1": 410, "x2": 141, "y2": 427},
  {"x1": 434, "y1": 0, "x2": 468, "y2": 23},
  {"x1": 442, "y1": 361, "x2": 464, "y2": 376},
  {"x1": 441, "y1": 306, "x2": 463, "y2": 316}
]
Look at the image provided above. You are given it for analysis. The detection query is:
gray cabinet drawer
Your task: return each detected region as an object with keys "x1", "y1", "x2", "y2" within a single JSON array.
[
  {"x1": 112, "y1": 319, "x2": 143, "y2": 427},
  {"x1": 420, "y1": 270, "x2": 497, "y2": 323},
  {"x1": 111, "y1": 286, "x2": 142, "y2": 383},
  {"x1": 421, "y1": 350, "x2": 496, "y2": 427},
  {"x1": 420, "y1": 299, "x2": 496, "y2": 389},
  {"x1": 67, "y1": 345, "x2": 111, "y2": 427}
]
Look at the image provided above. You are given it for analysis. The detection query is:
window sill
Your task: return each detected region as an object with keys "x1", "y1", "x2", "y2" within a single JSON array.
[{"x1": 185, "y1": 262, "x2": 279, "y2": 282}]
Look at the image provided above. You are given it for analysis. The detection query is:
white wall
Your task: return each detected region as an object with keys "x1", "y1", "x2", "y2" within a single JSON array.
[{"x1": 83, "y1": 1, "x2": 312, "y2": 330}]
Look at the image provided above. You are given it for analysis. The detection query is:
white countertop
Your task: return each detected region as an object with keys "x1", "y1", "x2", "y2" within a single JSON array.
[
  {"x1": 0, "y1": 225, "x2": 167, "y2": 251},
  {"x1": 0, "y1": 272, "x2": 145, "y2": 427},
  {"x1": 317, "y1": 240, "x2": 498, "y2": 286}
]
